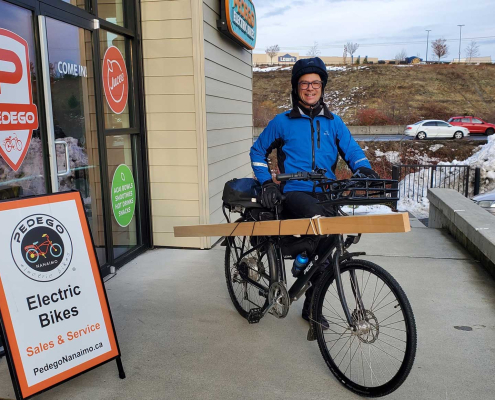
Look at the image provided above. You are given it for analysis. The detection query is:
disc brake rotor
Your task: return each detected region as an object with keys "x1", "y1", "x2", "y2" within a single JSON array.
[
  {"x1": 352, "y1": 309, "x2": 379, "y2": 344},
  {"x1": 268, "y1": 282, "x2": 290, "y2": 319}
]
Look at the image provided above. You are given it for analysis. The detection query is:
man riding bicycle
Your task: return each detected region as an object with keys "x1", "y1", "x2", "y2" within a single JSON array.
[{"x1": 249, "y1": 57, "x2": 378, "y2": 325}]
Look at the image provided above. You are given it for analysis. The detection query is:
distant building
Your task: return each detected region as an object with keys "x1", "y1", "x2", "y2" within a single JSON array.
[
  {"x1": 451, "y1": 56, "x2": 492, "y2": 64},
  {"x1": 253, "y1": 52, "x2": 378, "y2": 65}
]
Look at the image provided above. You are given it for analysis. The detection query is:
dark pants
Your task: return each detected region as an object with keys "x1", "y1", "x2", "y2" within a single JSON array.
[{"x1": 283, "y1": 192, "x2": 336, "y2": 315}]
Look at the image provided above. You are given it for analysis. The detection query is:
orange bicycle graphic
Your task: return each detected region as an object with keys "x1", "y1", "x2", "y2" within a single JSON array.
[
  {"x1": 24, "y1": 234, "x2": 62, "y2": 264},
  {"x1": 3, "y1": 133, "x2": 22, "y2": 152}
]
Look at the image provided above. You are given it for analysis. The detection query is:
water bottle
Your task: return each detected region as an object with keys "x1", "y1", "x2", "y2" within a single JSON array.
[{"x1": 292, "y1": 253, "x2": 309, "y2": 277}]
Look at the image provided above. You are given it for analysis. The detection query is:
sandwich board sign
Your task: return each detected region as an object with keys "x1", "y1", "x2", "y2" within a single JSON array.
[{"x1": 0, "y1": 191, "x2": 124, "y2": 399}]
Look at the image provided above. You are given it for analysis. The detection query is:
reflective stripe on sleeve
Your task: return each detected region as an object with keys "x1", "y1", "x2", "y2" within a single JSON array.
[
  {"x1": 354, "y1": 157, "x2": 367, "y2": 166},
  {"x1": 252, "y1": 162, "x2": 268, "y2": 168}
]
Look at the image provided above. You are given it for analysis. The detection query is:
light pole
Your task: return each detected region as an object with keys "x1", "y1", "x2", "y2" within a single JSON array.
[
  {"x1": 458, "y1": 24, "x2": 465, "y2": 63},
  {"x1": 426, "y1": 29, "x2": 431, "y2": 63}
]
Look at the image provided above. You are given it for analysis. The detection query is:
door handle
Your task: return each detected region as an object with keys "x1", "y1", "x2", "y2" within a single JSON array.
[{"x1": 55, "y1": 140, "x2": 71, "y2": 177}]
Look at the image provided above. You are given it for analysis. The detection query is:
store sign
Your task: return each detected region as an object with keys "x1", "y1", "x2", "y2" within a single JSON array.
[
  {"x1": 57, "y1": 61, "x2": 87, "y2": 78},
  {"x1": 278, "y1": 54, "x2": 297, "y2": 63},
  {"x1": 111, "y1": 164, "x2": 136, "y2": 227},
  {"x1": 102, "y1": 46, "x2": 128, "y2": 115},
  {"x1": 220, "y1": 0, "x2": 257, "y2": 50},
  {"x1": 0, "y1": 192, "x2": 121, "y2": 399},
  {"x1": 0, "y1": 28, "x2": 39, "y2": 171}
]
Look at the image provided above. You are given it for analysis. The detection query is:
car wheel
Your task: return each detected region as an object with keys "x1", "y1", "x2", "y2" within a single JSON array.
[
  {"x1": 416, "y1": 132, "x2": 426, "y2": 140},
  {"x1": 453, "y1": 131, "x2": 464, "y2": 140},
  {"x1": 486, "y1": 128, "x2": 495, "y2": 135}
]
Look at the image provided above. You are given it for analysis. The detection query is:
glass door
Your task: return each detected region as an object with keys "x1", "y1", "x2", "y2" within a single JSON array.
[{"x1": 39, "y1": 16, "x2": 106, "y2": 265}]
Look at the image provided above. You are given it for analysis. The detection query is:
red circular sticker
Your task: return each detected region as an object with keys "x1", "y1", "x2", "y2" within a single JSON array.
[{"x1": 102, "y1": 46, "x2": 128, "y2": 115}]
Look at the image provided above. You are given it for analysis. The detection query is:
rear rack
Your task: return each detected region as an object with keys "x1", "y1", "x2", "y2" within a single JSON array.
[{"x1": 314, "y1": 178, "x2": 399, "y2": 206}]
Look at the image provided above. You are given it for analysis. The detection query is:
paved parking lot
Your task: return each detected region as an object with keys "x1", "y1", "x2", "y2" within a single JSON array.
[{"x1": 1, "y1": 217, "x2": 495, "y2": 400}]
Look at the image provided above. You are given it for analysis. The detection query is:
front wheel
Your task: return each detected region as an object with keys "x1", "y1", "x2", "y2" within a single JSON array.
[
  {"x1": 453, "y1": 131, "x2": 464, "y2": 140},
  {"x1": 313, "y1": 259, "x2": 416, "y2": 397},
  {"x1": 50, "y1": 243, "x2": 62, "y2": 257},
  {"x1": 486, "y1": 128, "x2": 494, "y2": 136},
  {"x1": 225, "y1": 233, "x2": 277, "y2": 319}
]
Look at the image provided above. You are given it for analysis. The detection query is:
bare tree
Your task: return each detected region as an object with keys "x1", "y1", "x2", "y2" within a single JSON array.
[
  {"x1": 395, "y1": 49, "x2": 407, "y2": 63},
  {"x1": 265, "y1": 45, "x2": 280, "y2": 65},
  {"x1": 346, "y1": 42, "x2": 359, "y2": 64},
  {"x1": 465, "y1": 40, "x2": 480, "y2": 63},
  {"x1": 343, "y1": 45, "x2": 348, "y2": 65},
  {"x1": 431, "y1": 38, "x2": 449, "y2": 61},
  {"x1": 307, "y1": 41, "x2": 321, "y2": 57}
]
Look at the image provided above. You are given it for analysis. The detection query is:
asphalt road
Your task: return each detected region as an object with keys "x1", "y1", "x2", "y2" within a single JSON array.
[{"x1": 354, "y1": 134, "x2": 489, "y2": 141}]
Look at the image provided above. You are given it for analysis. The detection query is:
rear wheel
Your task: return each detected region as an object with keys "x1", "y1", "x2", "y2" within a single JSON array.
[
  {"x1": 486, "y1": 128, "x2": 494, "y2": 135},
  {"x1": 314, "y1": 259, "x2": 416, "y2": 397},
  {"x1": 225, "y1": 233, "x2": 276, "y2": 319},
  {"x1": 453, "y1": 131, "x2": 464, "y2": 139},
  {"x1": 416, "y1": 131, "x2": 426, "y2": 140}
]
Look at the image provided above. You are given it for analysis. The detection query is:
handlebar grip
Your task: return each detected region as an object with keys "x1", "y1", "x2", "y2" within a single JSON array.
[{"x1": 276, "y1": 173, "x2": 294, "y2": 181}]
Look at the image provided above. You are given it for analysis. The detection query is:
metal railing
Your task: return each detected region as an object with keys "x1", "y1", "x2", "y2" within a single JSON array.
[{"x1": 391, "y1": 165, "x2": 481, "y2": 204}]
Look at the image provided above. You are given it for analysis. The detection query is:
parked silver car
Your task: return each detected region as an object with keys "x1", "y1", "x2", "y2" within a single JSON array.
[
  {"x1": 473, "y1": 190, "x2": 495, "y2": 215},
  {"x1": 404, "y1": 120, "x2": 470, "y2": 140}
]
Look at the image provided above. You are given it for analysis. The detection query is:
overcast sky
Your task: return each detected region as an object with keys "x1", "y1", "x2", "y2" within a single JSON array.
[{"x1": 254, "y1": 0, "x2": 495, "y2": 61}]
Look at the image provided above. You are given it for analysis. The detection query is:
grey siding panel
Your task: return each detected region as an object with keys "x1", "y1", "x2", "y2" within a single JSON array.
[
  {"x1": 206, "y1": 96, "x2": 252, "y2": 115},
  {"x1": 203, "y1": 0, "x2": 220, "y2": 15},
  {"x1": 207, "y1": 126, "x2": 252, "y2": 147},
  {"x1": 205, "y1": 77, "x2": 252, "y2": 102},
  {"x1": 204, "y1": 0, "x2": 253, "y2": 226},
  {"x1": 207, "y1": 138, "x2": 252, "y2": 165},
  {"x1": 205, "y1": 59, "x2": 252, "y2": 90},
  {"x1": 209, "y1": 152, "x2": 250, "y2": 182},
  {"x1": 204, "y1": 42, "x2": 252, "y2": 78},
  {"x1": 206, "y1": 113, "x2": 252, "y2": 130},
  {"x1": 203, "y1": 22, "x2": 252, "y2": 65}
]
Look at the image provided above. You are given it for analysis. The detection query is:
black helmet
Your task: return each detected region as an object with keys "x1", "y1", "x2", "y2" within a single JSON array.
[{"x1": 291, "y1": 57, "x2": 328, "y2": 91}]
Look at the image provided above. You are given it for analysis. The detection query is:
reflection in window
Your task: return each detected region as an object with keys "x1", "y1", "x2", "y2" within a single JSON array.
[
  {"x1": 100, "y1": 30, "x2": 131, "y2": 129},
  {"x1": 472, "y1": 119, "x2": 482, "y2": 124},
  {"x1": 98, "y1": 0, "x2": 124, "y2": 26},
  {"x1": 61, "y1": 0, "x2": 86, "y2": 11},
  {"x1": 0, "y1": 0, "x2": 46, "y2": 199},
  {"x1": 106, "y1": 135, "x2": 139, "y2": 259}
]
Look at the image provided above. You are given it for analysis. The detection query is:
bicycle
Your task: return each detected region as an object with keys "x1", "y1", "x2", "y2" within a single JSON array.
[
  {"x1": 3, "y1": 133, "x2": 22, "y2": 152},
  {"x1": 24, "y1": 234, "x2": 62, "y2": 264},
  {"x1": 222, "y1": 171, "x2": 416, "y2": 397}
]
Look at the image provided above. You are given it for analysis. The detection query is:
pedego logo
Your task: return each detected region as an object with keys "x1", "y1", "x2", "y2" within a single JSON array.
[
  {"x1": 102, "y1": 46, "x2": 128, "y2": 115},
  {"x1": 0, "y1": 29, "x2": 39, "y2": 171},
  {"x1": 10, "y1": 214, "x2": 73, "y2": 282}
]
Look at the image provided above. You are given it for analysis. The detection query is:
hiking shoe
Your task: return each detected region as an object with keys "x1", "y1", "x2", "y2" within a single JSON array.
[{"x1": 302, "y1": 312, "x2": 330, "y2": 330}]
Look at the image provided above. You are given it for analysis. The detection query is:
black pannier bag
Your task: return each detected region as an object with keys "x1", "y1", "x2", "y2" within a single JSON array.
[{"x1": 222, "y1": 178, "x2": 263, "y2": 209}]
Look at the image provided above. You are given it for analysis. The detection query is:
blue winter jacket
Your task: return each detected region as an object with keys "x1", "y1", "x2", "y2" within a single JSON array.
[{"x1": 250, "y1": 105, "x2": 371, "y2": 193}]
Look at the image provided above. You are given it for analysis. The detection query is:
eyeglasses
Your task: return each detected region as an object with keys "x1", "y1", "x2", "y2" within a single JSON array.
[{"x1": 298, "y1": 81, "x2": 323, "y2": 90}]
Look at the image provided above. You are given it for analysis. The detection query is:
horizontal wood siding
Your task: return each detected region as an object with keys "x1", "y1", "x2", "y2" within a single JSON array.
[
  {"x1": 203, "y1": 0, "x2": 253, "y2": 226},
  {"x1": 143, "y1": 0, "x2": 201, "y2": 248}
]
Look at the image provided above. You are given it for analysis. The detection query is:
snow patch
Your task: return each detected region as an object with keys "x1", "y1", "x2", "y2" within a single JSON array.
[
  {"x1": 341, "y1": 205, "x2": 394, "y2": 215},
  {"x1": 429, "y1": 144, "x2": 444, "y2": 152}
]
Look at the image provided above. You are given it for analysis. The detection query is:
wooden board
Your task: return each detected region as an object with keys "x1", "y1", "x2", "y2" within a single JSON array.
[{"x1": 174, "y1": 212, "x2": 411, "y2": 237}]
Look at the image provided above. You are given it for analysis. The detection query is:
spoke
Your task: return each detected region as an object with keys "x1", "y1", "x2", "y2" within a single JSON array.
[
  {"x1": 369, "y1": 341, "x2": 404, "y2": 364},
  {"x1": 378, "y1": 308, "x2": 402, "y2": 325},
  {"x1": 373, "y1": 296, "x2": 399, "y2": 314},
  {"x1": 329, "y1": 329, "x2": 352, "y2": 352},
  {"x1": 379, "y1": 330, "x2": 407, "y2": 344},
  {"x1": 376, "y1": 338, "x2": 406, "y2": 354}
]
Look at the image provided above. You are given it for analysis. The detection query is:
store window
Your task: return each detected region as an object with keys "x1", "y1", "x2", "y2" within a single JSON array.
[
  {"x1": 0, "y1": 0, "x2": 46, "y2": 200},
  {"x1": 106, "y1": 135, "x2": 139, "y2": 258},
  {"x1": 98, "y1": 0, "x2": 125, "y2": 26},
  {"x1": 61, "y1": 0, "x2": 86, "y2": 11},
  {"x1": 100, "y1": 30, "x2": 131, "y2": 130}
]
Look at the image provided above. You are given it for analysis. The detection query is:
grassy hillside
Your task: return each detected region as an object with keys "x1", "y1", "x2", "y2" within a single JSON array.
[{"x1": 253, "y1": 64, "x2": 495, "y2": 127}]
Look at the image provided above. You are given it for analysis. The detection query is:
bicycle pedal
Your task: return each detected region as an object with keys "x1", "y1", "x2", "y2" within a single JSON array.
[{"x1": 247, "y1": 308, "x2": 262, "y2": 324}]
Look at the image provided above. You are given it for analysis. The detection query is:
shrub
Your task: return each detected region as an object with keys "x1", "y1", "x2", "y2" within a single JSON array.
[
  {"x1": 253, "y1": 100, "x2": 278, "y2": 127},
  {"x1": 418, "y1": 102, "x2": 451, "y2": 121},
  {"x1": 356, "y1": 108, "x2": 393, "y2": 126}
]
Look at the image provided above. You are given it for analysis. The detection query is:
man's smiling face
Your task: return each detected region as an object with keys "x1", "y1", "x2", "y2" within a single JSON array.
[{"x1": 298, "y1": 73, "x2": 322, "y2": 106}]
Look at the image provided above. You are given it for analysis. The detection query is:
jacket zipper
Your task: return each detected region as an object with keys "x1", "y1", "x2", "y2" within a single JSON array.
[
  {"x1": 317, "y1": 120, "x2": 321, "y2": 149},
  {"x1": 310, "y1": 120, "x2": 315, "y2": 170}
]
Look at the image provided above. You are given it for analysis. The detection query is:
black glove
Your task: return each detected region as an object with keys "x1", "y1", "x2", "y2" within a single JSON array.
[
  {"x1": 261, "y1": 181, "x2": 283, "y2": 209},
  {"x1": 352, "y1": 167, "x2": 380, "y2": 179}
]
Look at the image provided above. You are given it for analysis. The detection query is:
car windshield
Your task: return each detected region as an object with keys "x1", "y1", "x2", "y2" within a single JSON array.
[{"x1": 447, "y1": 118, "x2": 453, "y2": 122}]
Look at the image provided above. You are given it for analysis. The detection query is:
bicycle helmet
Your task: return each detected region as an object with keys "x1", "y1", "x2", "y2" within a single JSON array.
[{"x1": 291, "y1": 57, "x2": 328, "y2": 91}]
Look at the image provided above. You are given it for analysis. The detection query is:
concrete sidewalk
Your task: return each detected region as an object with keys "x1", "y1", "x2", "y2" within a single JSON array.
[{"x1": 1, "y1": 218, "x2": 495, "y2": 399}]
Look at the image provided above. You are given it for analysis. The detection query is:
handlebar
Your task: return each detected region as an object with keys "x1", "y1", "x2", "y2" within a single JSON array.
[{"x1": 276, "y1": 171, "x2": 327, "y2": 182}]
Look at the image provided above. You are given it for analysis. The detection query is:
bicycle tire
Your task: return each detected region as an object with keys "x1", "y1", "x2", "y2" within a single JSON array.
[
  {"x1": 313, "y1": 259, "x2": 416, "y2": 397},
  {"x1": 50, "y1": 243, "x2": 62, "y2": 257},
  {"x1": 224, "y1": 231, "x2": 276, "y2": 319}
]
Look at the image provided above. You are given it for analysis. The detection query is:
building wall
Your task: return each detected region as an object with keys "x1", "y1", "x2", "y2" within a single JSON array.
[
  {"x1": 203, "y1": 0, "x2": 253, "y2": 229},
  {"x1": 141, "y1": 0, "x2": 202, "y2": 248},
  {"x1": 141, "y1": 0, "x2": 254, "y2": 248}
]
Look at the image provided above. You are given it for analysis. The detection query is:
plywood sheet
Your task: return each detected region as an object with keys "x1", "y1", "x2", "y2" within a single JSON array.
[{"x1": 174, "y1": 213, "x2": 411, "y2": 237}]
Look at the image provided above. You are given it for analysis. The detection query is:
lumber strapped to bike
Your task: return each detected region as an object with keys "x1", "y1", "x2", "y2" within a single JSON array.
[{"x1": 174, "y1": 212, "x2": 410, "y2": 238}]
